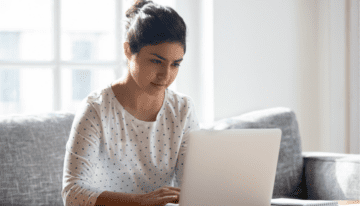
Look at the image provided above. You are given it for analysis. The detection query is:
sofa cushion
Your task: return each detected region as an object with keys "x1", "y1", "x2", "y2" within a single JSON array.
[
  {"x1": 302, "y1": 152, "x2": 360, "y2": 200},
  {"x1": 0, "y1": 111, "x2": 75, "y2": 206},
  {"x1": 201, "y1": 107, "x2": 304, "y2": 199}
]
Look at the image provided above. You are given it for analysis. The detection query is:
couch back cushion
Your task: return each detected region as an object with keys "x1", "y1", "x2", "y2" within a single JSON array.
[
  {"x1": 0, "y1": 111, "x2": 75, "y2": 206},
  {"x1": 201, "y1": 107, "x2": 304, "y2": 199},
  {"x1": 0, "y1": 107, "x2": 304, "y2": 205}
]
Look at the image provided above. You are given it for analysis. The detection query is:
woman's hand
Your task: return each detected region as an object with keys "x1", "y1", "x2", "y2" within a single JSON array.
[{"x1": 135, "y1": 186, "x2": 181, "y2": 206}]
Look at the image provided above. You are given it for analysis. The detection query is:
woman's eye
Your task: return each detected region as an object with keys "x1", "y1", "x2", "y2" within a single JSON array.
[
  {"x1": 151, "y1": 59, "x2": 161, "y2": 64},
  {"x1": 151, "y1": 59, "x2": 180, "y2": 68}
]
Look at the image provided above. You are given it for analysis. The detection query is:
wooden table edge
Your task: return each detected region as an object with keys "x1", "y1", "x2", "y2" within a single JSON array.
[{"x1": 335, "y1": 200, "x2": 360, "y2": 205}]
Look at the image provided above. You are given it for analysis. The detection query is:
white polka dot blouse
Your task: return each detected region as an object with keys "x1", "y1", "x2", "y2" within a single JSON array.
[{"x1": 61, "y1": 81, "x2": 201, "y2": 206}]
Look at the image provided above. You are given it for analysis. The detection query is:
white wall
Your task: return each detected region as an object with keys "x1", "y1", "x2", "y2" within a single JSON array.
[
  {"x1": 173, "y1": 0, "x2": 200, "y2": 108},
  {"x1": 317, "y1": 0, "x2": 347, "y2": 154},
  {"x1": 174, "y1": 0, "x2": 215, "y2": 128},
  {"x1": 175, "y1": 0, "x2": 351, "y2": 154}
]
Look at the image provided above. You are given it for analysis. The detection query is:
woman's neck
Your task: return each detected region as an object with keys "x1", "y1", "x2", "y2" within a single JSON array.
[{"x1": 112, "y1": 78, "x2": 165, "y2": 112}]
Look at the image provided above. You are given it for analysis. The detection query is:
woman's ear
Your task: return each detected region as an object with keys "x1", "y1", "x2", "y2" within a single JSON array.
[{"x1": 123, "y1": 42, "x2": 132, "y2": 60}]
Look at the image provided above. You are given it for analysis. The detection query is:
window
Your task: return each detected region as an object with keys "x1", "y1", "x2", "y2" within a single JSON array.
[
  {"x1": 71, "y1": 37, "x2": 96, "y2": 101},
  {"x1": 0, "y1": 32, "x2": 20, "y2": 104},
  {"x1": 72, "y1": 40, "x2": 93, "y2": 61},
  {"x1": 0, "y1": 0, "x2": 175, "y2": 116},
  {"x1": 0, "y1": 69, "x2": 20, "y2": 103},
  {"x1": 0, "y1": 32, "x2": 20, "y2": 60}
]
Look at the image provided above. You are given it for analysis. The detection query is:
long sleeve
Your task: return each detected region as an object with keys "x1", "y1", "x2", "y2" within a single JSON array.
[
  {"x1": 173, "y1": 97, "x2": 201, "y2": 188},
  {"x1": 62, "y1": 83, "x2": 202, "y2": 205},
  {"x1": 61, "y1": 100, "x2": 104, "y2": 206}
]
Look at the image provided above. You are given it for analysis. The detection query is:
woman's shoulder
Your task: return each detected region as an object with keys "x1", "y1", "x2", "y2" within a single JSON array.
[
  {"x1": 75, "y1": 83, "x2": 113, "y2": 119},
  {"x1": 167, "y1": 88, "x2": 192, "y2": 102},
  {"x1": 83, "y1": 83, "x2": 113, "y2": 104},
  {"x1": 166, "y1": 88, "x2": 194, "y2": 105}
]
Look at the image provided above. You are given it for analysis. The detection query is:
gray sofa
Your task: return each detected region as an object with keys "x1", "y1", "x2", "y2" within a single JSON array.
[{"x1": 1, "y1": 107, "x2": 359, "y2": 205}]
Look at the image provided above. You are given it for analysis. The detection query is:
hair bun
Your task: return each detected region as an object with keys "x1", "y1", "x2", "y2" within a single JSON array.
[{"x1": 126, "y1": 0, "x2": 154, "y2": 19}]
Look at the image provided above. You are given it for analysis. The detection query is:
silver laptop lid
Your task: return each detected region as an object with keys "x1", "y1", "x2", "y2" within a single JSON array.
[{"x1": 180, "y1": 129, "x2": 282, "y2": 206}]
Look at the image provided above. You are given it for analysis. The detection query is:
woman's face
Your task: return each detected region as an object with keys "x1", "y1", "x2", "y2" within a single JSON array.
[{"x1": 124, "y1": 41, "x2": 184, "y2": 95}]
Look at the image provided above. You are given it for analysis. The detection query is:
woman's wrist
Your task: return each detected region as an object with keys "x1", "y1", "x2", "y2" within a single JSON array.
[
  {"x1": 132, "y1": 193, "x2": 145, "y2": 206},
  {"x1": 95, "y1": 190, "x2": 139, "y2": 206}
]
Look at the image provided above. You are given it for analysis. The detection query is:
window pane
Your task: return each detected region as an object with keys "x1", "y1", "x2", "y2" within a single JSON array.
[
  {"x1": 61, "y1": 67, "x2": 117, "y2": 113},
  {"x1": 153, "y1": 0, "x2": 175, "y2": 7},
  {"x1": 0, "y1": 68, "x2": 20, "y2": 102},
  {"x1": 61, "y1": 0, "x2": 116, "y2": 62},
  {"x1": 0, "y1": 67, "x2": 53, "y2": 116},
  {"x1": 122, "y1": 0, "x2": 175, "y2": 13},
  {"x1": 0, "y1": 0, "x2": 53, "y2": 61}
]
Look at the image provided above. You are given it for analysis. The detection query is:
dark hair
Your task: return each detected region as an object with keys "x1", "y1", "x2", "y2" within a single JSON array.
[{"x1": 124, "y1": 0, "x2": 187, "y2": 59}]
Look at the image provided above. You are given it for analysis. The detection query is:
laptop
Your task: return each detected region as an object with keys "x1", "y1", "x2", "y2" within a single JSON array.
[{"x1": 172, "y1": 128, "x2": 282, "y2": 206}]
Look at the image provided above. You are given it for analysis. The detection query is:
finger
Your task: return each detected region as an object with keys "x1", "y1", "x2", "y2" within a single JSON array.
[
  {"x1": 154, "y1": 186, "x2": 169, "y2": 195},
  {"x1": 162, "y1": 195, "x2": 178, "y2": 205},
  {"x1": 160, "y1": 187, "x2": 177, "y2": 194},
  {"x1": 161, "y1": 186, "x2": 172, "y2": 192},
  {"x1": 156, "y1": 190, "x2": 180, "y2": 198},
  {"x1": 167, "y1": 186, "x2": 181, "y2": 192}
]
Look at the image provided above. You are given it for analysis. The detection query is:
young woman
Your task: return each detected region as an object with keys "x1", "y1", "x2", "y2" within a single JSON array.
[{"x1": 61, "y1": 1, "x2": 201, "y2": 206}]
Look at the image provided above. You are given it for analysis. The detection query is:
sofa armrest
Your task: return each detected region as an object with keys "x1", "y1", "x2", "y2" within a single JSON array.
[{"x1": 301, "y1": 152, "x2": 360, "y2": 200}]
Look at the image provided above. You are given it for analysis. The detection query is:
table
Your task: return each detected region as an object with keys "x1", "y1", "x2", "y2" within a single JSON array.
[
  {"x1": 166, "y1": 200, "x2": 360, "y2": 205},
  {"x1": 336, "y1": 200, "x2": 360, "y2": 205}
]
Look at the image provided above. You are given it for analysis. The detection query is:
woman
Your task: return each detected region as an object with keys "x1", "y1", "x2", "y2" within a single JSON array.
[{"x1": 61, "y1": 1, "x2": 201, "y2": 206}]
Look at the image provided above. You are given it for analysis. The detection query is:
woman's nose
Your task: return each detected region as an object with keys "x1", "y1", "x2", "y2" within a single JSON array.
[{"x1": 158, "y1": 64, "x2": 171, "y2": 75}]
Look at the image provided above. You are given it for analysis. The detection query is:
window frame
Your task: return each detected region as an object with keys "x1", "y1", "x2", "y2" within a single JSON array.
[
  {"x1": 0, "y1": 0, "x2": 177, "y2": 115},
  {"x1": 0, "y1": 0, "x2": 123, "y2": 112}
]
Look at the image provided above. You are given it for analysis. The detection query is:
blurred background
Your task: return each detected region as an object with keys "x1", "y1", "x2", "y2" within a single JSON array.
[{"x1": 0, "y1": 0, "x2": 359, "y2": 154}]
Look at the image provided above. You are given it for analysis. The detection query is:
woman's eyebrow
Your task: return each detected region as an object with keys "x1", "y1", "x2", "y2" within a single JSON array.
[{"x1": 150, "y1": 53, "x2": 183, "y2": 62}]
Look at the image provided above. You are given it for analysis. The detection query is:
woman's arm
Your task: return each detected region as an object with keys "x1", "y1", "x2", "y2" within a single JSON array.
[
  {"x1": 95, "y1": 187, "x2": 180, "y2": 206},
  {"x1": 95, "y1": 190, "x2": 138, "y2": 206}
]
